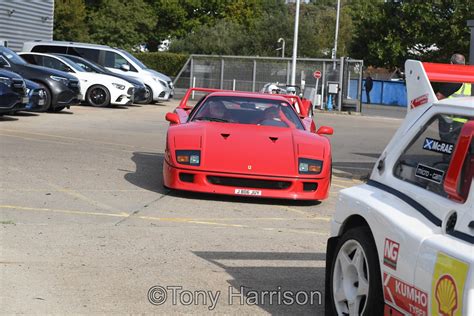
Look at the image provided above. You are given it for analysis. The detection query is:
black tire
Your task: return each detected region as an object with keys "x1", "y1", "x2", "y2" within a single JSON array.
[
  {"x1": 36, "y1": 83, "x2": 52, "y2": 111},
  {"x1": 328, "y1": 227, "x2": 384, "y2": 316},
  {"x1": 143, "y1": 85, "x2": 154, "y2": 104},
  {"x1": 86, "y1": 85, "x2": 111, "y2": 107}
]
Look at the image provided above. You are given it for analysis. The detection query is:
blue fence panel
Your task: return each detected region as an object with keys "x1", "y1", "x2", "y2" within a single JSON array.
[{"x1": 353, "y1": 79, "x2": 407, "y2": 107}]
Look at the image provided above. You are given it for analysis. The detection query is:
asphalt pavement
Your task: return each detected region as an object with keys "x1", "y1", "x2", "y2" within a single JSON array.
[{"x1": 0, "y1": 101, "x2": 402, "y2": 314}]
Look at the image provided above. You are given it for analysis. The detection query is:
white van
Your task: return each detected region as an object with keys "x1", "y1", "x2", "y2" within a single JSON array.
[{"x1": 22, "y1": 41, "x2": 174, "y2": 103}]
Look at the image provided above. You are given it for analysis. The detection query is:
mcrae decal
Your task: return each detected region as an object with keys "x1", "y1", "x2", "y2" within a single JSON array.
[
  {"x1": 415, "y1": 164, "x2": 444, "y2": 184},
  {"x1": 383, "y1": 273, "x2": 428, "y2": 316},
  {"x1": 423, "y1": 138, "x2": 454, "y2": 155}
]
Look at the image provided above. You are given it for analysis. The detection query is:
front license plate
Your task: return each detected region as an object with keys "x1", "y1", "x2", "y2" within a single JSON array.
[
  {"x1": 38, "y1": 99, "x2": 45, "y2": 106},
  {"x1": 234, "y1": 189, "x2": 262, "y2": 196},
  {"x1": 22, "y1": 97, "x2": 29, "y2": 104}
]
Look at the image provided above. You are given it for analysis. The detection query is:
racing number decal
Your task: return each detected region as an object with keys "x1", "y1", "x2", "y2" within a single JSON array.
[{"x1": 431, "y1": 253, "x2": 469, "y2": 316}]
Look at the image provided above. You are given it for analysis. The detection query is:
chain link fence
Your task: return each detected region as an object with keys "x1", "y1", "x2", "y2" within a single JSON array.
[{"x1": 173, "y1": 55, "x2": 363, "y2": 112}]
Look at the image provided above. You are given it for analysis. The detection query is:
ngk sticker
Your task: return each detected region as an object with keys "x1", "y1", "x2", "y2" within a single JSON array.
[
  {"x1": 383, "y1": 273, "x2": 428, "y2": 316},
  {"x1": 384, "y1": 238, "x2": 400, "y2": 270}
]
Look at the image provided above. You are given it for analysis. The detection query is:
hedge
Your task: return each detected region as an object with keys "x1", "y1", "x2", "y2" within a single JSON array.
[{"x1": 132, "y1": 52, "x2": 189, "y2": 77}]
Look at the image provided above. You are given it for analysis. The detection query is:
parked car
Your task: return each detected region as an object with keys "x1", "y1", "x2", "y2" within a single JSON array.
[
  {"x1": 163, "y1": 87, "x2": 334, "y2": 201},
  {"x1": 54, "y1": 53, "x2": 148, "y2": 103},
  {"x1": 325, "y1": 60, "x2": 474, "y2": 315},
  {"x1": 23, "y1": 41, "x2": 174, "y2": 104},
  {"x1": 19, "y1": 52, "x2": 134, "y2": 107},
  {"x1": 0, "y1": 46, "x2": 80, "y2": 112},
  {"x1": 0, "y1": 69, "x2": 28, "y2": 115},
  {"x1": 12, "y1": 79, "x2": 48, "y2": 113}
]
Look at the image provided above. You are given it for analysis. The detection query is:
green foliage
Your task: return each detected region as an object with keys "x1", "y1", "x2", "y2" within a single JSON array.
[
  {"x1": 86, "y1": 0, "x2": 155, "y2": 49},
  {"x1": 54, "y1": 0, "x2": 89, "y2": 42},
  {"x1": 132, "y1": 52, "x2": 189, "y2": 77},
  {"x1": 349, "y1": 0, "x2": 474, "y2": 67}
]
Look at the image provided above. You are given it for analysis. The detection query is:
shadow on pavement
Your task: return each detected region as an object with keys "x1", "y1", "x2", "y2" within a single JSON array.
[
  {"x1": 0, "y1": 116, "x2": 19, "y2": 121},
  {"x1": 193, "y1": 251, "x2": 326, "y2": 314},
  {"x1": 126, "y1": 151, "x2": 321, "y2": 206},
  {"x1": 12, "y1": 112, "x2": 40, "y2": 117}
]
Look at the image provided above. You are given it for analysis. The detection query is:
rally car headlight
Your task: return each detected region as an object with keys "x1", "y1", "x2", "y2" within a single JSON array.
[
  {"x1": 176, "y1": 150, "x2": 200, "y2": 166},
  {"x1": 298, "y1": 158, "x2": 323, "y2": 174},
  {"x1": 112, "y1": 83, "x2": 125, "y2": 90}
]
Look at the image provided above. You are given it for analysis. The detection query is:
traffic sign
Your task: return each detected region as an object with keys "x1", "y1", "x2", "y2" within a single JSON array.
[{"x1": 313, "y1": 70, "x2": 321, "y2": 79}]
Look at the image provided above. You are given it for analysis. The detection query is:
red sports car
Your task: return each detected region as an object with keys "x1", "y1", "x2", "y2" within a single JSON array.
[{"x1": 163, "y1": 88, "x2": 333, "y2": 200}]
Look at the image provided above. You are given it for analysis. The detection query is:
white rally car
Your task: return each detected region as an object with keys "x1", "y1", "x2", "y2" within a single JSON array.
[
  {"x1": 325, "y1": 60, "x2": 474, "y2": 316},
  {"x1": 19, "y1": 52, "x2": 134, "y2": 107}
]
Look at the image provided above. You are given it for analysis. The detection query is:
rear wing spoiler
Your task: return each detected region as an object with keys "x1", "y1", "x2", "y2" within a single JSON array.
[{"x1": 405, "y1": 60, "x2": 474, "y2": 110}]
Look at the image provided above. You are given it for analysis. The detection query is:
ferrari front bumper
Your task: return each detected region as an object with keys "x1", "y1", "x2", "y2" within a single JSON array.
[{"x1": 163, "y1": 160, "x2": 330, "y2": 201}]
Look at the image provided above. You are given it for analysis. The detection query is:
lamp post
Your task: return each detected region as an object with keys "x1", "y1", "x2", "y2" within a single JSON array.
[
  {"x1": 332, "y1": 0, "x2": 341, "y2": 60},
  {"x1": 277, "y1": 38, "x2": 285, "y2": 58},
  {"x1": 290, "y1": 0, "x2": 301, "y2": 86}
]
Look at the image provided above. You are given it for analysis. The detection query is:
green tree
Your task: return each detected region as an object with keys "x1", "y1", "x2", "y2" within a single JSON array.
[
  {"x1": 54, "y1": 0, "x2": 89, "y2": 41},
  {"x1": 87, "y1": 0, "x2": 155, "y2": 49}
]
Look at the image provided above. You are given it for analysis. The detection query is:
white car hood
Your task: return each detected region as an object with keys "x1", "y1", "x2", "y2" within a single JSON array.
[{"x1": 144, "y1": 69, "x2": 171, "y2": 82}]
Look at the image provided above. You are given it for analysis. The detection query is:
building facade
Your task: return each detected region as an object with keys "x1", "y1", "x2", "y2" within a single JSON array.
[{"x1": 0, "y1": 0, "x2": 54, "y2": 52}]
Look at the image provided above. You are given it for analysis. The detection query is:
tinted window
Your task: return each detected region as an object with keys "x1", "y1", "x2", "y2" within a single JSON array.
[
  {"x1": 394, "y1": 114, "x2": 472, "y2": 197},
  {"x1": 191, "y1": 96, "x2": 304, "y2": 130},
  {"x1": 104, "y1": 51, "x2": 136, "y2": 71},
  {"x1": 20, "y1": 54, "x2": 41, "y2": 65},
  {"x1": 42, "y1": 56, "x2": 71, "y2": 72},
  {"x1": 68, "y1": 47, "x2": 100, "y2": 63},
  {"x1": 32, "y1": 45, "x2": 67, "y2": 54}
]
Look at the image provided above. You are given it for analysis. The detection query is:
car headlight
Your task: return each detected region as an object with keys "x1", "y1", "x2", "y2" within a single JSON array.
[
  {"x1": 176, "y1": 150, "x2": 200, "y2": 166},
  {"x1": 0, "y1": 76, "x2": 12, "y2": 87},
  {"x1": 298, "y1": 158, "x2": 323, "y2": 174},
  {"x1": 50, "y1": 75, "x2": 69, "y2": 86},
  {"x1": 153, "y1": 77, "x2": 166, "y2": 87},
  {"x1": 112, "y1": 83, "x2": 125, "y2": 90}
]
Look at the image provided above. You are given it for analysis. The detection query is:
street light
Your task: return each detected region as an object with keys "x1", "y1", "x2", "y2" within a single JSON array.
[
  {"x1": 290, "y1": 0, "x2": 301, "y2": 85},
  {"x1": 277, "y1": 38, "x2": 285, "y2": 58},
  {"x1": 332, "y1": 0, "x2": 341, "y2": 60}
]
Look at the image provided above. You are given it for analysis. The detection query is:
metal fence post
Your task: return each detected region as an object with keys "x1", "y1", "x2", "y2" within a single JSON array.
[
  {"x1": 321, "y1": 61, "x2": 326, "y2": 110},
  {"x1": 189, "y1": 56, "x2": 194, "y2": 89},
  {"x1": 287, "y1": 61, "x2": 291, "y2": 85},
  {"x1": 357, "y1": 61, "x2": 363, "y2": 112},
  {"x1": 252, "y1": 59, "x2": 257, "y2": 92},
  {"x1": 338, "y1": 57, "x2": 344, "y2": 111},
  {"x1": 220, "y1": 58, "x2": 225, "y2": 89}
]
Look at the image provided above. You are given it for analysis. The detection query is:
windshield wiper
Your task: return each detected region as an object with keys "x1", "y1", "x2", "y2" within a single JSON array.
[{"x1": 194, "y1": 117, "x2": 229, "y2": 123}]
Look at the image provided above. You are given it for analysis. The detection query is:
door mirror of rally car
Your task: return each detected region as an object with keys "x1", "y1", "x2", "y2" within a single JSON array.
[
  {"x1": 444, "y1": 120, "x2": 474, "y2": 203},
  {"x1": 317, "y1": 126, "x2": 334, "y2": 135},
  {"x1": 120, "y1": 64, "x2": 130, "y2": 72},
  {"x1": 165, "y1": 112, "x2": 180, "y2": 124}
]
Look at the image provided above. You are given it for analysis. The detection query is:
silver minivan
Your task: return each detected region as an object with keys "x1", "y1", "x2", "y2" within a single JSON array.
[{"x1": 22, "y1": 41, "x2": 173, "y2": 103}]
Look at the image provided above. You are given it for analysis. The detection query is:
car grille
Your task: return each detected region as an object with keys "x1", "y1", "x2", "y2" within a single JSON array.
[{"x1": 207, "y1": 176, "x2": 291, "y2": 190}]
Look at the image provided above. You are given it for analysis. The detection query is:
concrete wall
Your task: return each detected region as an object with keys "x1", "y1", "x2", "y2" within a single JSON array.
[{"x1": 0, "y1": 0, "x2": 54, "y2": 52}]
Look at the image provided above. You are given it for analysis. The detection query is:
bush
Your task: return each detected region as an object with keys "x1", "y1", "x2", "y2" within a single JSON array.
[{"x1": 132, "y1": 52, "x2": 189, "y2": 77}]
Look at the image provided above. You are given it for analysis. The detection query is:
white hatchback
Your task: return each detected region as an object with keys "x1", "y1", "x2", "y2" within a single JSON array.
[{"x1": 19, "y1": 52, "x2": 134, "y2": 107}]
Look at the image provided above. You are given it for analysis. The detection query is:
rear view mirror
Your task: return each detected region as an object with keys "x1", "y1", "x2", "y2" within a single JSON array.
[
  {"x1": 317, "y1": 126, "x2": 334, "y2": 135},
  {"x1": 120, "y1": 64, "x2": 130, "y2": 72},
  {"x1": 165, "y1": 112, "x2": 180, "y2": 124}
]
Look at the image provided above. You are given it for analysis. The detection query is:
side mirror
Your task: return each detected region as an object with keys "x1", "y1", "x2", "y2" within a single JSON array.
[
  {"x1": 165, "y1": 112, "x2": 180, "y2": 124},
  {"x1": 317, "y1": 126, "x2": 334, "y2": 135},
  {"x1": 120, "y1": 64, "x2": 130, "y2": 72}
]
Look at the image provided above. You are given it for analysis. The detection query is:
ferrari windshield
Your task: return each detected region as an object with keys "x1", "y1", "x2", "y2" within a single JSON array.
[{"x1": 191, "y1": 96, "x2": 305, "y2": 130}]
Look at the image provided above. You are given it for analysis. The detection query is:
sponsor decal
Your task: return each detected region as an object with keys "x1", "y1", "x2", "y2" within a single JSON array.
[
  {"x1": 383, "y1": 238, "x2": 400, "y2": 270},
  {"x1": 410, "y1": 94, "x2": 428, "y2": 109},
  {"x1": 415, "y1": 164, "x2": 444, "y2": 184},
  {"x1": 383, "y1": 273, "x2": 428, "y2": 316},
  {"x1": 431, "y1": 253, "x2": 469, "y2": 316},
  {"x1": 423, "y1": 138, "x2": 454, "y2": 155}
]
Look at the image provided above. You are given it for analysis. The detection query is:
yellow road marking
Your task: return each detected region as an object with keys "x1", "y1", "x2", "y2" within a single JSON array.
[{"x1": 0, "y1": 205, "x2": 328, "y2": 234}]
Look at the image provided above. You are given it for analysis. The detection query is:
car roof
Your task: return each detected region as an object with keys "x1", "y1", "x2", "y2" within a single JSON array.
[
  {"x1": 436, "y1": 97, "x2": 474, "y2": 110},
  {"x1": 25, "y1": 40, "x2": 113, "y2": 50}
]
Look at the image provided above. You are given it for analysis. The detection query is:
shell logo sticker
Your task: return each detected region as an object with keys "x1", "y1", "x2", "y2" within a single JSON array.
[
  {"x1": 434, "y1": 275, "x2": 458, "y2": 316},
  {"x1": 431, "y1": 253, "x2": 469, "y2": 316}
]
